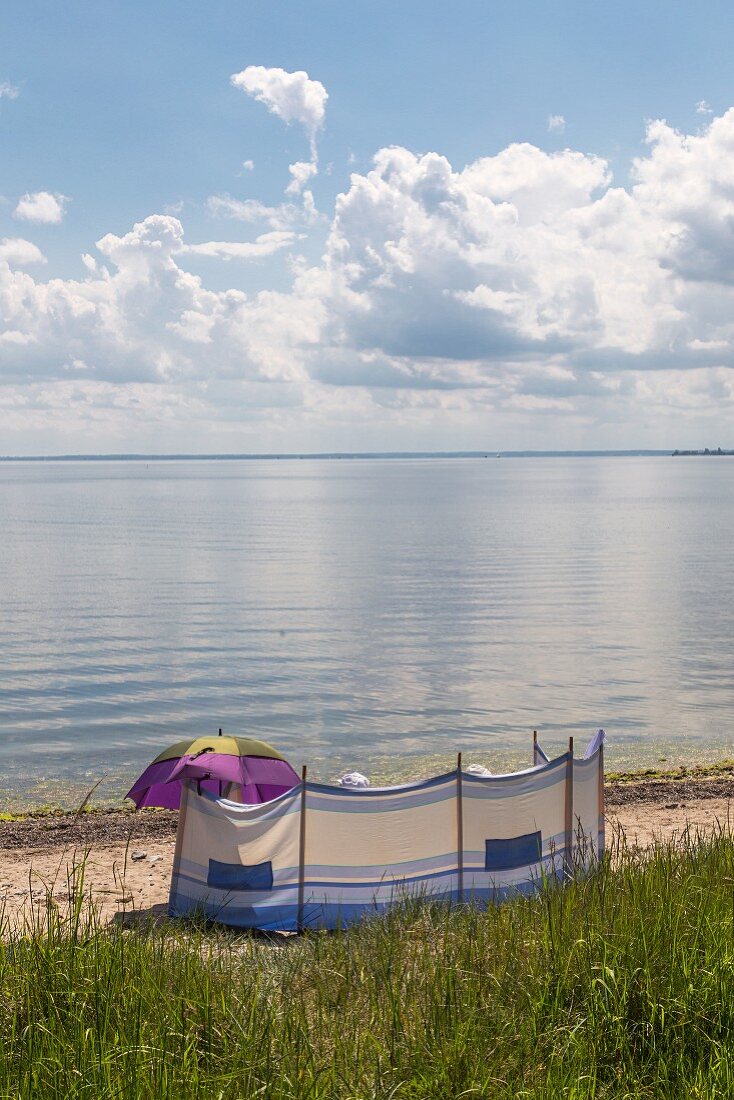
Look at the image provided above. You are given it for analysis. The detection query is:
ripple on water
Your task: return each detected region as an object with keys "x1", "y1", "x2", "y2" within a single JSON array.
[{"x1": 1, "y1": 456, "x2": 733, "y2": 808}]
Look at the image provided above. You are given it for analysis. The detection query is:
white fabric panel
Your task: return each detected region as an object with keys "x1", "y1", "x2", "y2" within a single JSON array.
[
  {"x1": 303, "y1": 778, "x2": 457, "y2": 870},
  {"x1": 462, "y1": 757, "x2": 568, "y2": 892},
  {"x1": 169, "y1": 783, "x2": 303, "y2": 929},
  {"x1": 572, "y1": 752, "x2": 602, "y2": 866},
  {"x1": 179, "y1": 785, "x2": 300, "y2": 873},
  {"x1": 168, "y1": 739, "x2": 605, "y2": 931},
  {"x1": 301, "y1": 776, "x2": 458, "y2": 913}
]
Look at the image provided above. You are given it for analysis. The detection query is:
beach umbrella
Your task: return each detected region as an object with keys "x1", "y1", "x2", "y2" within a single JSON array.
[{"x1": 126, "y1": 733, "x2": 300, "y2": 809}]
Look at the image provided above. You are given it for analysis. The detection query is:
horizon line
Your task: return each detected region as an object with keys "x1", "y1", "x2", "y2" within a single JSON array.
[{"x1": 0, "y1": 449, "x2": 688, "y2": 462}]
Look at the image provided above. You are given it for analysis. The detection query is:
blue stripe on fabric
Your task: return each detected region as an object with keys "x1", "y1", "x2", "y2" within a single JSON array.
[
  {"x1": 180, "y1": 857, "x2": 502, "y2": 887},
  {"x1": 485, "y1": 831, "x2": 542, "y2": 871},
  {"x1": 170, "y1": 876, "x2": 553, "y2": 931},
  {"x1": 176, "y1": 865, "x2": 459, "y2": 895},
  {"x1": 187, "y1": 753, "x2": 570, "y2": 819},
  {"x1": 176, "y1": 829, "x2": 570, "y2": 889},
  {"x1": 174, "y1": 851, "x2": 561, "y2": 899},
  {"x1": 207, "y1": 858, "x2": 273, "y2": 891},
  {"x1": 190, "y1": 780, "x2": 458, "y2": 820}
]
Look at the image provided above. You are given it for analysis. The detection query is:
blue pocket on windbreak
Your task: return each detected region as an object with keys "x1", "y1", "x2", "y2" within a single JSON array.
[
  {"x1": 207, "y1": 858, "x2": 274, "y2": 891},
  {"x1": 485, "y1": 831, "x2": 542, "y2": 871}
]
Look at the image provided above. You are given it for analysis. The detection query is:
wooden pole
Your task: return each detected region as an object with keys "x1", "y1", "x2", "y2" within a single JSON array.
[
  {"x1": 456, "y1": 753, "x2": 464, "y2": 904},
  {"x1": 297, "y1": 765, "x2": 307, "y2": 933},
  {"x1": 598, "y1": 740, "x2": 605, "y2": 862},
  {"x1": 564, "y1": 737, "x2": 574, "y2": 878}
]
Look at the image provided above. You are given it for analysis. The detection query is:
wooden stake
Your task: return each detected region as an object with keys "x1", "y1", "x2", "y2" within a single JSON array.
[
  {"x1": 297, "y1": 765, "x2": 307, "y2": 933},
  {"x1": 564, "y1": 737, "x2": 574, "y2": 878},
  {"x1": 598, "y1": 740, "x2": 605, "y2": 862},
  {"x1": 456, "y1": 753, "x2": 464, "y2": 904}
]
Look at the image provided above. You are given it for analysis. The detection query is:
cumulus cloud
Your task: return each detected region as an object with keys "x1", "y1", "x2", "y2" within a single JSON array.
[
  {"x1": 0, "y1": 80, "x2": 19, "y2": 100},
  {"x1": 6, "y1": 108, "x2": 734, "y2": 449},
  {"x1": 0, "y1": 213, "x2": 319, "y2": 390},
  {"x1": 547, "y1": 114, "x2": 565, "y2": 133},
  {"x1": 696, "y1": 100, "x2": 713, "y2": 115},
  {"x1": 224, "y1": 67, "x2": 325, "y2": 230},
  {"x1": 13, "y1": 191, "x2": 68, "y2": 224},
  {"x1": 230, "y1": 66, "x2": 327, "y2": 160},
  {"x1": 0, "y1": 238, "x2": 46, "y2": 266}
]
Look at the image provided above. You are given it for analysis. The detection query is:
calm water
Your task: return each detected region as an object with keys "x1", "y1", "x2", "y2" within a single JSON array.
[{"x1": 1, "y1": 457, "x2": 733, "y2": 808}]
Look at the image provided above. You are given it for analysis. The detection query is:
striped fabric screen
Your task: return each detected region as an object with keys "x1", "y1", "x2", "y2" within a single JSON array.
[{"x1": 168, "y1": 738, "x2": 604, "y2": 931}]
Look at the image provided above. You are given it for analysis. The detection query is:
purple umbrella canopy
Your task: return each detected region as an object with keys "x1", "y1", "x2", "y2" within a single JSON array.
[{"x1": 126, "y1": 734, "x2": 300, "y2": 809}]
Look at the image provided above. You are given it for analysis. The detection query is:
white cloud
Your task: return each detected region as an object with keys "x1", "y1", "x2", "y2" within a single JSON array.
[
  {"x1": 230, "y1": 66, "x2": 328, "y2": 160},
  {"x1": 696, "y1": 100, "x2": 713, "y2": 115},
  {"x1": 185, "y1": 230, "x2": 298, "y2": 260},
  {"x1": 0, "y1": 81, "x2": 19, "y2": 100},
  {"x1": 0, "y1": 329, "x2": 36, "y2": 345},
  {"x1": 286, "y1": 160, "x2": 318, "y2": 195},
  {"x1": 13, "y1": 191, "x2": 68, "y2": 224},
  {"x1": 6, "y1": 109, "x2": 734, "y2": 449},
  {"x1": 0, "y1": 214, "x2": 320, "y2": 394},
  {"x1": 242, "y1": 159, "x2": 255, "y2": 171},
  {"x1": 207, "y1": 191, "x2": 318, "y2": 230},
  {"x1": 547, "y1": 114, "x2": 566, "y2": 133},
  {"x1": 209, "y1": 194, "x2": 283, "y2": 224},
  {"x1": 0, "y1": 238, "x2": 46, "y2": 266}
]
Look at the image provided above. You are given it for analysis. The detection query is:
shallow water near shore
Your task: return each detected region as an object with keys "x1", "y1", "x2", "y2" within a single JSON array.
[{"x1": 2, "y1": 455, "x2": 734, "y2": 810}]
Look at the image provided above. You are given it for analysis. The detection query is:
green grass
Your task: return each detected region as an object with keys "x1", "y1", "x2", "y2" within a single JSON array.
[
  {"x1": 605, "y1": 759, "x2": 734, "y2": 783},
  {"x1": 2, "y1": 828, "x2": 734, "y2": 1098}
]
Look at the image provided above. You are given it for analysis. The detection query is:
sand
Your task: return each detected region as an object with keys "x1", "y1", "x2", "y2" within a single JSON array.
[{"x1": 2, "y1": 778, "x2": 733, "y2": 929}]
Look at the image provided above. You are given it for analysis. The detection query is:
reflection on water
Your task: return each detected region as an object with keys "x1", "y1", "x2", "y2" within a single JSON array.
[{"x1": 1, "y1": 457, "x2": 733, "y2": 807}]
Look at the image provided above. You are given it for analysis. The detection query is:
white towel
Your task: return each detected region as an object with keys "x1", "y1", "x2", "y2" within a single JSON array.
[{"x1": 339, "y1": 771, "x2": 370, "y2": 788}]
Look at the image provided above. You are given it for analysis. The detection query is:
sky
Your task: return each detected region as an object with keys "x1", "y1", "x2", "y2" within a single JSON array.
[{"x1": 3, "y1": 0, "x2": 734, "y2": 454}]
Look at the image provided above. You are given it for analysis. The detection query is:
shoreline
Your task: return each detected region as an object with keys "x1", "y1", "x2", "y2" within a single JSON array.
[
  {"x1": 3, "y1": 764, "x2": 734, "y2": 928},
  {"x1": 3, "y1": 761, "x2": 734, "y2": 851}
]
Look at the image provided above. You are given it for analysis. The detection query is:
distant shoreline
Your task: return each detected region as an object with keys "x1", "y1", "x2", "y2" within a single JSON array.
[
  {"x1": 0, "y1": 449, "x2": 682, "y2": 462},
  {"x1": 672, "y1": 448, "x2": 734, "y2": 456}
]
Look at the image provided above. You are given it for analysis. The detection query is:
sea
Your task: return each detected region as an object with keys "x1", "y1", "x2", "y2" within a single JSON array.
[{"x1": 1, "y1": 454, "x2": 733, "y2": 809}]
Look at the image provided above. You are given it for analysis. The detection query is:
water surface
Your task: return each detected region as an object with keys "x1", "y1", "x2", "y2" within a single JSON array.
[{"x1": 1, "y1": 457, "x2": 733, "y2": 807}]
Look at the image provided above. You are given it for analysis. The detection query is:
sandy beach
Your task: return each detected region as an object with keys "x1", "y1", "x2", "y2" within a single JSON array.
[{"x1": 2, "y1": 773, "x2": 734, "y2": 928}]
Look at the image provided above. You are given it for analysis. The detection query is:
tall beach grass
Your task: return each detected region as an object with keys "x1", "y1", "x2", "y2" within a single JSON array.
[{"x1": 2, "y1": 825, "x2": 734, "y2": 1097}]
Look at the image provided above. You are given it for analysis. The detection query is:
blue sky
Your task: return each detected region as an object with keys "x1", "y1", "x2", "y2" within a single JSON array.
[{"x1": 2, "y1": 1, "x2": 734, "y2": 452}]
